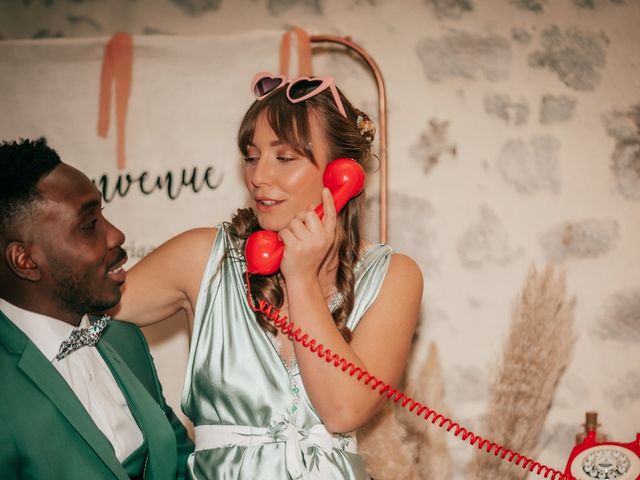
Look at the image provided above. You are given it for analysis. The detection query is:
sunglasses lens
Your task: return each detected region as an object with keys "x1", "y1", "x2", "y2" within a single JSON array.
[
  {"x1": 288, "y1": 79, "x2": 323, "y2": 100},
  {"x1": 254, "y1": 77, "x2": 284, "y2": 97}
]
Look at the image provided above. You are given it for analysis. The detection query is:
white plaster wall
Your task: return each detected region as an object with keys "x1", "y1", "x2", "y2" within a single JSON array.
[{"x1": 1, "y1": 0, "x2": 639, "y2": 477}]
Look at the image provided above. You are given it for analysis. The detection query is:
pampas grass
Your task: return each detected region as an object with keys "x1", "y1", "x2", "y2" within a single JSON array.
[
  {"x1": 359, "y1": 401, "x2": 420, "y2": 480},
  {"x1": 359, "y1": 340, "x2": 453, "y2": 480},
  {"x1": 466, "y1": 264, "x2": 575, "y2": 480}
]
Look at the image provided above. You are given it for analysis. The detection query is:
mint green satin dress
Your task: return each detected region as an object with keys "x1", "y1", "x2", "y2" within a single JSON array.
[{"x1": 181, "y1": 224, "x2": 392, "y2": 479}]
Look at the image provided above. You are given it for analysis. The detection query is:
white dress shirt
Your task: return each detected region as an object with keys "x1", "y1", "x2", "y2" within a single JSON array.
[{"x1": 1, "y1": 298, "x2": 144, "y2": 461}]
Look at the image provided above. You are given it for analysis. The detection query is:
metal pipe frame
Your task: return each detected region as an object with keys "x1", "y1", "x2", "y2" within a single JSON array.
[{"x1": 310, "y1": 35, "x2": 388, "y2": 244}]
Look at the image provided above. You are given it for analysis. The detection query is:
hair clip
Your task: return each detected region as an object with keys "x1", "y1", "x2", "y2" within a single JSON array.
[{"x1": 356, "y1": 113, "x2": 376, "y2": 143}]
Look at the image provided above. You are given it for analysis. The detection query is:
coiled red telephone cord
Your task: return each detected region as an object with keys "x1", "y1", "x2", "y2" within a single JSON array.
[{"x1": 246, "y1": 272, "x2": 569, "y2": 480}]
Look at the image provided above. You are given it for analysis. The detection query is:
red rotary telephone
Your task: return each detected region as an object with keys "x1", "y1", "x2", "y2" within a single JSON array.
[
  {"x1": 244, "y1": 157, "x2": 365, "y2": 275},
  {"x1": 565, "y1": 414, "x2": 640, "y2": 480}
]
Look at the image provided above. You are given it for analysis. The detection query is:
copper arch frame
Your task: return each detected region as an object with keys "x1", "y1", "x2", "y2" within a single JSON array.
[{"x1": 310, "y1": 35, "x2": 388, "y2": 244}]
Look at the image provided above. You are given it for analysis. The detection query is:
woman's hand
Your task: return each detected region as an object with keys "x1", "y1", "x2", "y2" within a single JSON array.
[{"x1": 278, "y1": 187, "x2": 337, "y2": 281}]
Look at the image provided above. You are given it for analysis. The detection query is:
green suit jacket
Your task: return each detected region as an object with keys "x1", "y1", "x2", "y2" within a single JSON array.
[{"x1": 0, "y1": 311, "x2": 193, "y2": 479}]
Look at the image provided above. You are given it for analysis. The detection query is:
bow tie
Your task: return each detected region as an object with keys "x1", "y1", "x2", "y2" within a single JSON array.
[{"x1": 55, "y1": 316, "x2": 111, "y2": 361}]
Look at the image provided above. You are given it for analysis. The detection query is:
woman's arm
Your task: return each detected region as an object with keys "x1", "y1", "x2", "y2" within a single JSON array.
[
  {"x1": 287, "y1": 253, "x2": 422, "y2": 433},
  {"x1": 280, "y1": 190, "x2": 423, "y2": 432},
  {"x1": 109, "y1": 227, "x2": 217, "y2": 327}
]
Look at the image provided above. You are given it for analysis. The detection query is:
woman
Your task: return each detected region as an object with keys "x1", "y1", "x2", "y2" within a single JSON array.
[{"x1": 113, "y1": 72, "x2": 423, "y2": 479}]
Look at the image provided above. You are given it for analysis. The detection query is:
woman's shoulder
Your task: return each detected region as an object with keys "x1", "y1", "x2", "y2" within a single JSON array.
[
  {"x1": 158, "y1": 226, "x2": 219, "y2": 254},
  {"x1": 138, "y1": 227, "x2": 219, "y2": 278},
  {"x1": 349, "y1": 244, "x2": 422, "y2": 334},
  {"x1": 378, "y1": 250, "x2": 423, "y2": 311},
  {"x1": 360, "y1": 241, "x2": 422, "y2": 283},
  {"x1": 388, "y1": 252, "x2": 422, "y2": 283},
  {"x1": 175, "y1": 226, "x2": 219, "y2": 242}
]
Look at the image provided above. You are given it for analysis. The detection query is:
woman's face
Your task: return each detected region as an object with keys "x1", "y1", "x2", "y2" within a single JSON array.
[{"x1": 243, "y1": 112, "x2": 330, "y2": 232}]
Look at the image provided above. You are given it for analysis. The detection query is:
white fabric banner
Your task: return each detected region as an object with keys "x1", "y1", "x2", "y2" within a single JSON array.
[
  {"x1": 0, "y1": 31, "x2": 290, "y2": 428},
  {"x1": 0, "y1": 31, "x2": 285, "y2": 259}
]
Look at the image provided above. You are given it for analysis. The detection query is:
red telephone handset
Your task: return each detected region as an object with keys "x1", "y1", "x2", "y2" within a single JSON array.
[
  {"x1": 245, "y1": 158, "x2": 365, "y2": 275},
  {"x1": 564, "y1": 432, "x2": 640, "y2": 480}
]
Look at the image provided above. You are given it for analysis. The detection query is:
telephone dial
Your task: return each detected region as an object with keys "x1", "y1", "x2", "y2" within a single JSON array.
[
  {"x1": 242, "y1": 158, "x2": 639, "y2": 479},
  {"x1": 565, "y1": 413, "x2": 640, "y2": 480},
  {"x1": 245, "y1": 157, "x2": 365, "y2": 275}
]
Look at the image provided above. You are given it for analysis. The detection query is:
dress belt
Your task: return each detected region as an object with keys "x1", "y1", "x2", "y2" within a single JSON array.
[{"x1": 194, "y1": 419, "x2": 358, "y2": 480}]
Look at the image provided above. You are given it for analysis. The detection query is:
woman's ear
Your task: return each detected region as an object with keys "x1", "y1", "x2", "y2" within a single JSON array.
[{"x1": 5, "y1": 242, "x2": 42, "y2": 281}]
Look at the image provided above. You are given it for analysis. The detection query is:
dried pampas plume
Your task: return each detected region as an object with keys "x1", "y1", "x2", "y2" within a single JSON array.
[
  {"x1": 359, "y1": 401, "x2": 420, "y2": 480},
  {"x1": 358, "y1": 341, "x2": 452, "y2": 480},
  {"x1": 397, "y1": 341, "x2": 453, "y2": 480},
  {"x1": 466, "y1": 264, "x2": 575, "y2": 480}
]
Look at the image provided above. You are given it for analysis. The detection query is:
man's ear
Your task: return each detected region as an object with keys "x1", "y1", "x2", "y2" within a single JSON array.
[{"x1": 5, "y1": 242, "x2": 42, "y2": 282}]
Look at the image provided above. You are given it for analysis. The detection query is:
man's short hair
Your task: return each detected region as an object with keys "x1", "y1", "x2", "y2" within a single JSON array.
[{"x1": 0, "y1": 138, "x2": 61, "y2": 235}]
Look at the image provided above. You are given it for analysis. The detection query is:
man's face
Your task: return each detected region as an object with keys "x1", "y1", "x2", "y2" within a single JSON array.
[{"x1": 28, "y1": 164, "x2": 127, "y2": 318}]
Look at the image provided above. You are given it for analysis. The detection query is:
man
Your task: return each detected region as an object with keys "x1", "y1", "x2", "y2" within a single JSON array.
[{"x1": 0, "y1": 138, "x2": 193, "y2": 479}]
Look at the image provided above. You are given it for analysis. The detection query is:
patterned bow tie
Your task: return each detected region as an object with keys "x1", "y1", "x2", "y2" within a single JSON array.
[{"x1": 55, "y1": 316, "x2": 110, "y2": 361}]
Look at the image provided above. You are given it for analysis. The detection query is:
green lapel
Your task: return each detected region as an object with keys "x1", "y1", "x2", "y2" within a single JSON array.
[
  {"x1": 0, "y1": 311, "x2": 128, "y2": 480},
  {"x1": 98, "y1": 340, "x2": 177, "y2": 480}
]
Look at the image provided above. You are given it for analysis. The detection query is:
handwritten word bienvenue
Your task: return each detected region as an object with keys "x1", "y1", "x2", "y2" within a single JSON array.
[{"x1": 94, "y1": 165, "x2": 224, "y2": 202}]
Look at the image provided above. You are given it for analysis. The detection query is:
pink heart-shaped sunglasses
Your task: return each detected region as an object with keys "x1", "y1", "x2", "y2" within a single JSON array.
[{"x1": 251, "y1": 71, "x2": 347, "y2": 118}]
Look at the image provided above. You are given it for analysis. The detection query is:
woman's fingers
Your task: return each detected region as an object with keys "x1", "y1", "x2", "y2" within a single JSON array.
[
  {"x1": 278, "y1": 189, "x2": 338, "y2": 278},
  {"x1": 321, "y1": 187, "x2": 337, "y2": 233},
  {"x1": 278, "y1": 226, "x2": 296, "y2": 245},
  {"x1": 281, "y1": 188, "x2": 336, "y2": 249},
  {"x1": 287, "y1": 217, "x2": 309, "y2": 240}
]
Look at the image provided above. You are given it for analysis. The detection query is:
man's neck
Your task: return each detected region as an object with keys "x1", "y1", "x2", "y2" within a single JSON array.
[{"x1": 0, "y1": 294, "x2": 82, "y2": 327}]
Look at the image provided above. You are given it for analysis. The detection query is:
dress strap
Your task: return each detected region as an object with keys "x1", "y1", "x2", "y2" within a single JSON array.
[
  {"x1": 194, "y1": 419, "x2": 357, "y2": 480},
  {"x1": 347, "y1": 243, "x2": 393, "y2": 331}
]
